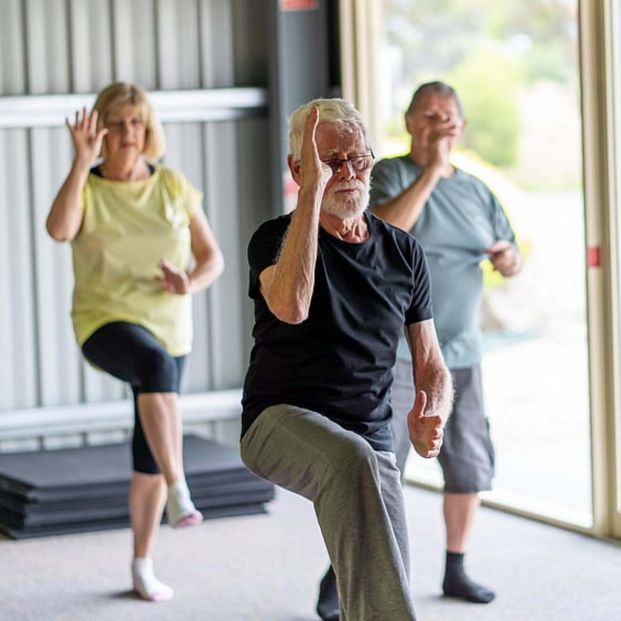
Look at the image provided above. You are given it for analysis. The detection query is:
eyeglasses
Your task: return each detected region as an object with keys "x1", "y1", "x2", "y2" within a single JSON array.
[
  {"x1": 320, "y1": 150, "x2": 375, "y2": 174},
  {"x1": 105, "y1": 118, "x2": 145, "y2": 133}
]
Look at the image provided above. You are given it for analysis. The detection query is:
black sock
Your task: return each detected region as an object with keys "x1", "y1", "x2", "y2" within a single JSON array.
[
  {"x1": 442, "y1": 551, "x2": 496, "y2": 603},
  {"x1": 316, "y1": 565, "x2": 340, "y2": 621}
]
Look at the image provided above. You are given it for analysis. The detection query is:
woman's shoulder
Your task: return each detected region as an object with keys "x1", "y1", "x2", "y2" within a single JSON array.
[
  {"x1": 155, "y1": 165, "x2": 195, "y2": 194},
  {"x1": 156, "y1": 164, "x2": 182, "y2": 184}
]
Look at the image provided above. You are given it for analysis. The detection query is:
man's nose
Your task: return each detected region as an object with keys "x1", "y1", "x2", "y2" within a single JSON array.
[{"x1": 334, "y1": 160, "x2": 355, "y2": 179}]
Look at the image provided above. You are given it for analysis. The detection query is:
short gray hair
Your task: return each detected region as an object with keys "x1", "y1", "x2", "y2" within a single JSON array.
[
  {"x1": 288, "y1": 98, "x2": 370, "y2": 161},
  {"x1": 407, "y1": 81, "x2": 464, "y2": 119}
]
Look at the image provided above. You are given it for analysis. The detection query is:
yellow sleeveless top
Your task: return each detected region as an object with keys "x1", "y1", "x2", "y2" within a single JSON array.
[{"x1": 71, "y1": 165, "x2": 202, "y2": 356}]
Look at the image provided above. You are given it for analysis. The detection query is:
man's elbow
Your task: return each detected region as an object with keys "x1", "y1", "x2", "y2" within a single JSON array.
[
  {"x1": 267, "y1": 300, "x2": 308, "y2": 324},
  {"x1": 274, "y1": 307, "x2": 309, "y2": 325}
]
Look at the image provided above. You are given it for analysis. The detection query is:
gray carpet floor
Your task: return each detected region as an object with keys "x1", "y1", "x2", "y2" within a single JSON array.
[{"x1": 1, "y1": 485, "x2": 619, "y2": 621}]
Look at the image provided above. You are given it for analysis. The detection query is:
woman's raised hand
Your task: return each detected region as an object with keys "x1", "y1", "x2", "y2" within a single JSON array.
[{"x1": 66, "y1": 107, "x2": 108, "y2": 167}]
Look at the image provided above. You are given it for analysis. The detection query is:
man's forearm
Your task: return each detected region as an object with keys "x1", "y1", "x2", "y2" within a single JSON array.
[
  {"x1": 415, "y1": 363, "x2": 453, "y2": 423},
  {"x1": 371, "y1": 166, "x2": 441, "y2": 232},
  {"x1": 262, "y1": 184, "x2": 323, "y2": 323}
]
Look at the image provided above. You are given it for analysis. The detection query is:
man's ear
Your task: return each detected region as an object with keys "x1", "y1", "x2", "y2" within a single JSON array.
[
  {"x1": 287, "y1": 154, "x2": 302, "y2": 186},
  {"x1": 404, "y1": 112, "x2": 414, "y2": 136}
]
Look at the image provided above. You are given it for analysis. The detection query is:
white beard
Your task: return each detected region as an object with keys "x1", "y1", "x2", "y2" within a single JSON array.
[{"x1": 322, "y1": 184, "x2": 370, "y2": 219}]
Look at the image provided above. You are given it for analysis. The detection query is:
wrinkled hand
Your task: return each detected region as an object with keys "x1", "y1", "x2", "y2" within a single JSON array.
[
  {"x1": 427, "y1": 133, "x2": 451, "y2": 169},
  {"x1": 486, "y1": 240, "x2": 521, "y2": 276},
  {"x1": 426, "y1": 117, "x2": 460, "y2": 170},
  {"x1": 156, "y1": 259, "x2": 192, "y2": 294},
  {"x1": 66, "y1": 107, "x2": 108, "y2": 167},
  {"x1": 299, "y1": 106, "x2": 332, "y2": 191},
  {"x1": 407, "y1": 390, "x2": 444, "y2": 458}
]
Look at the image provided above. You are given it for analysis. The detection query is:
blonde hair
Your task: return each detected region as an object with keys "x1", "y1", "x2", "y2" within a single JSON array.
[
  {"x1": 93, "y1": 82, "x2": 165, "y2": 161},
  {"x1": 288, "y1": 98, "x2": 370, "y2": 161}
]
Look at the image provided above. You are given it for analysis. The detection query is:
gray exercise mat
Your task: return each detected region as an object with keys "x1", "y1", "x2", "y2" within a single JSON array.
[
  {"x1": 0, "y1": 479, "x2": 274, "y2": 517},
  {"x1": 0, "y1": 487, "x2": 276, "y2": 528},
  {"x1": 0, "y1": 503, "x2": 269, "y2": 540},
  {"x1": 0, "y1": 435, "x2": 275, "y2": 538},
  {"x1": 0, "y1": 436, "x2": 256, "y2": 500}
]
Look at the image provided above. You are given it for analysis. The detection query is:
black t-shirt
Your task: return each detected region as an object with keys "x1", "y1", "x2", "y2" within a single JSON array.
[
  {"x1": 241, "y1": 211, "x2": 433, "y2": 452},
  {"x1": 90, "y1": 163, "x2": 156, "y2": 177}
]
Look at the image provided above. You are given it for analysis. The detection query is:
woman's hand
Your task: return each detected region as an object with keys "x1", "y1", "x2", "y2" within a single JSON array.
[
  {"x1": 156, "y1": 259, "x2": 192, "y2": 294},
  {"x1": 66, "y1": 107, "x2": 108, "y2": 167}
]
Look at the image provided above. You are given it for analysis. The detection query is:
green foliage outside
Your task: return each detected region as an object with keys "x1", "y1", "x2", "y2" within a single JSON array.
[
  {"x1": 447, "y1": 45, "x2": 522, "y2": 167},
  {"x1": 382, "y1": 0, "x2": 580, "y2": 192}
]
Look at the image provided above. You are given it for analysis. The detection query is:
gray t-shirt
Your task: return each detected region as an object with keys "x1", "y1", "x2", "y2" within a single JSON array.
[{"x1": 370, "y1": 155, "x2": 515, "y2": 369}]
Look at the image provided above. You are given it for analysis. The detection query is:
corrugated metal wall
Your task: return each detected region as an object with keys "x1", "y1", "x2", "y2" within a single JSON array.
[{"x1": 0, "y1": 0, "x2": 272, "y2": 413}]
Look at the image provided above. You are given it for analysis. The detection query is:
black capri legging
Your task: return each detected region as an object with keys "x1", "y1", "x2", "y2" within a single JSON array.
[{"x1": 82, "y1": 321, "x2": 186, "y2": 475}]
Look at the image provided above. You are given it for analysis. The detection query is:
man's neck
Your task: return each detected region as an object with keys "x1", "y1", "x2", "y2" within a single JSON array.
[{"x1": 319, "y1": 211, "x2": 369, "y2": 243}]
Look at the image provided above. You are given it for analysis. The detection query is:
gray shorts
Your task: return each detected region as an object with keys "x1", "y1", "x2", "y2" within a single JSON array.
[{"x1": 391, "y1": 359, "x2": 495, "y2": 493}]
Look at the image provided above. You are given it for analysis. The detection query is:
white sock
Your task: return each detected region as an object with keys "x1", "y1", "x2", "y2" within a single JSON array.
[
  {"x1": 132, "y1": 557, "x2": 173, "y2": 602},
  {"x1": 166, "y1": 479, "x2": 201, "y2": 527}
]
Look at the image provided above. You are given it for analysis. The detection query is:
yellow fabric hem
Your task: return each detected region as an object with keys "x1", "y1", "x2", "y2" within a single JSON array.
[{"x1": 74, "y1": 316, "x2": 192, "y2": 358}]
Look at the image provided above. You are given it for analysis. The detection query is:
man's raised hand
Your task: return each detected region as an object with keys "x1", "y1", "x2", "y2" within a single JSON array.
[{"x1": 299, "y1": 106, "x2": 332, "y2": 191}]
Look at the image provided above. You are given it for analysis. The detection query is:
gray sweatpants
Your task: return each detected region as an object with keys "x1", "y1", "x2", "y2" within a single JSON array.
[{"x1": 241, "y1": 404, "x2": 417, "y2": 621}]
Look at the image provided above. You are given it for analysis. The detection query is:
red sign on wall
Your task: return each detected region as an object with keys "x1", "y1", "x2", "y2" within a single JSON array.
[
  {"x1": 587, "y1": 246, "x2": 601, "y2": 268},
  {"x1": 280, "y1": 0, "x2": 319, "y2": 10}
]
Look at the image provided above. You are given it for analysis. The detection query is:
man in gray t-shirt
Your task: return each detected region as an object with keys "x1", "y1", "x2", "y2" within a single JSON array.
[{"x1": 373, "y1": 81, "x2": 522, "y2": 605}]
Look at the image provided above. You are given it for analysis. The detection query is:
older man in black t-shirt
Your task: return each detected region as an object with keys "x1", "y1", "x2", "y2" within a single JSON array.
[{"x1": 240, "y1": 99, "x2": 453, "y2": 621}]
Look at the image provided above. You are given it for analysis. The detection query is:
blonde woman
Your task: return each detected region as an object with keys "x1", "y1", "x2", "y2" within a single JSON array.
[{"x1": 46, "y1": 82, "x2": 224, "y2": 602}]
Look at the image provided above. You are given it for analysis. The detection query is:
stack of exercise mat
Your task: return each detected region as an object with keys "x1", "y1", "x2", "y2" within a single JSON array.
[{"x1": 0, "y1": 435, "x2": 275, "y2": 539}]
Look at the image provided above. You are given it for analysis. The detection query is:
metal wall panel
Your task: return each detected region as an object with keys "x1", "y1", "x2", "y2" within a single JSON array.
[
  {"x1": 25, "y1": 0, "x2": 71, "y2": 94},
  {"x1": 69, "y1": 0, "x2": 114, "y2": 92},
  {"x1": 29, "y1": 128, "x2": 82, "y2": 406},
  {"x1": 204, "y1": 121, "x2": 245, "y2": 389},
  {"x1": 232, "y1": 0, "x2": 269, "y2": 87},
  {"x1": 0, "y1": 130, "x2": 38, "y2": 409},
  {"x1": 111, "y1": 0, "x2": 159, "y2": 89},
  {"x1": 156, "y1": 0, "x2": 201, "y2": 89},
  {"x1": 0, "y1": 0, "x2": 27, "y2": 95},
  {"x1": 199, "y1": 0, "x2": 235, "y2": 88}
]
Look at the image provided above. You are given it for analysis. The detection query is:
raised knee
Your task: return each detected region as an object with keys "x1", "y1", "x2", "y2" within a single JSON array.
[
  {"x1": 137, "y1": 349, "x2": 177, "y2": 392},
  {"x1": 333, "y1": 437, "x2": 377, "y2": 477}
]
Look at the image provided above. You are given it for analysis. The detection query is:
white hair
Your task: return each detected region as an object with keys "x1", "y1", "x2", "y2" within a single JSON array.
[{"x1": 288, "y1": 98, "x2": 371, "y2": 161}]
